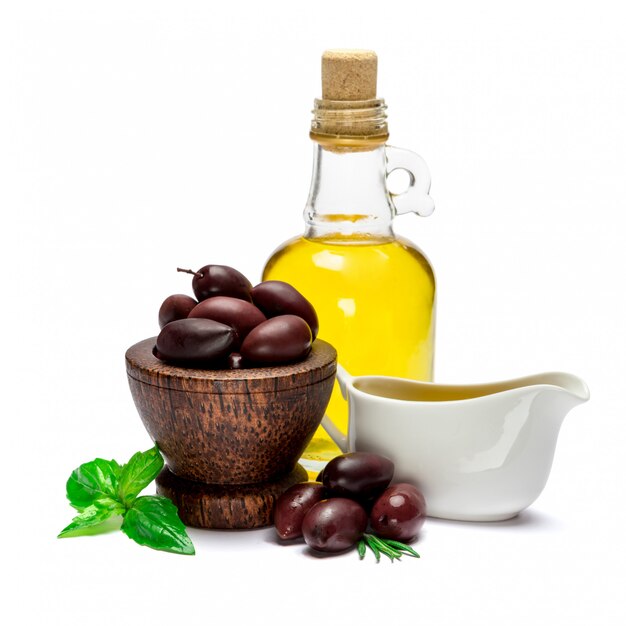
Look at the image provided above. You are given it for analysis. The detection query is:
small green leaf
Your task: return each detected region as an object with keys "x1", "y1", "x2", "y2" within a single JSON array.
[
  {"x1": 121, "y1": 496, "x2": 195, "y2": 555},
  {"x1": 357, "y1": 539, "x2": 366, "y2": 559},
  {"x1": 367, "y1": 535, "x2": 403, "y2": 561},
  {"x1": 66, "y1": 458, "x2": 122, "y2": 511},
  {"x1": 58, "y1": 498, "x2": 125, "y2": 538},
  {"x1": 364, "y1": 535, "x2": 381, "y2": 562},
  {"x1": 384, "y1": 539, "x2": 420, "y2": 558},
  {"x1": 118, "y1": 446, "x2": 164, "y2": 506}
]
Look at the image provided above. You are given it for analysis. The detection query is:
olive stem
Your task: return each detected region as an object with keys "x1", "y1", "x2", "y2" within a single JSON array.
[{"x1": 177, "y1": 267, "x2": 203, "y2": 279}]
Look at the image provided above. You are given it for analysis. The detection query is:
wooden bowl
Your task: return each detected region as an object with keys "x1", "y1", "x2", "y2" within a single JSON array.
[{"x1": 125, "y1": 337, "x2": 336, "y2": 528}]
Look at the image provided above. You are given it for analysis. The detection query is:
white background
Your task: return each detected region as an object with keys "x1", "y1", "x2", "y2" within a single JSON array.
[{"x1": 1, "y1": 1, "x2": 624, "y2": 624}]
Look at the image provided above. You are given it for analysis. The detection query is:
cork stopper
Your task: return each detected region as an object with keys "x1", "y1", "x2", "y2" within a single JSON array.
[
  {"x1": 311, "y1": 49, "x2": 388, "y2": 149},
  {"x1": 322, "y1": 49, "x2": 378, "y2": 100}
]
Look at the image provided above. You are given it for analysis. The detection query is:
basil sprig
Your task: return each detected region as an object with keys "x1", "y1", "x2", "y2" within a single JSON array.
[
  {"x1": 121, "y1": 496, "x2": 195, "y2": 554},
  {"x1": 58, "y1": 445, "x2": 195, "y2": 555},
  {"x1": 117, "y1": 446, "x2": 165, "y2": 507},
  {"x1": 66, "y1": 458, "x2": 122, "y2": 511}
]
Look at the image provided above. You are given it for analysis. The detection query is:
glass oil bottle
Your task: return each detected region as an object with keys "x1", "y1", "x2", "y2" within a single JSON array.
[{"x1": 262, "y1": 50, "x2": 436, "y2": 474}]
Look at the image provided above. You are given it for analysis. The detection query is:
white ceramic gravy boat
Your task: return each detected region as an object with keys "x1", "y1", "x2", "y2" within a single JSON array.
[{"x1": 322, "y1": 367, "x2": 589, "y2": 521}]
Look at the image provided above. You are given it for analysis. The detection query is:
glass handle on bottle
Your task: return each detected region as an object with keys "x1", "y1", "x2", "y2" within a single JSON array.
[{"x1": 385, "y1": 146, "x2": 435, "y2": 217}]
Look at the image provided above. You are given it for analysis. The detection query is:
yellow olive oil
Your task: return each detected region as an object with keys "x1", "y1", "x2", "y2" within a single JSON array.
[{"x1": 263, "y1": 233, "x2": 435, "y2": 465}]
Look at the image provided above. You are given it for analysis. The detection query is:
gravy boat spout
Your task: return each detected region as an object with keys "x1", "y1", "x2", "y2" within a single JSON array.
[{"x1": 322, "y1": 368, "x2": 590, "y2": 522}]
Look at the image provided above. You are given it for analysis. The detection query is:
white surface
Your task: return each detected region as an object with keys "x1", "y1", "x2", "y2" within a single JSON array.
[{"x1": 1, "y1": 1, "x2": 624, "y2": 624}]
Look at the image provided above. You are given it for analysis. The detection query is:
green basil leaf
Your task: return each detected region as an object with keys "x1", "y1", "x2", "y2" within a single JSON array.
[
  {"x1": 58, "y1": 498, "x2": 125, "y2": 538},
  {"x1": 118, "y1": 445, "x2": 164, "y2": 506},
  {"x1": 66, "y1": 458, "x2": 122, "y2": 511},
  {"x1": 121, "y1": 495, "x2": 195, "y2": 555}
]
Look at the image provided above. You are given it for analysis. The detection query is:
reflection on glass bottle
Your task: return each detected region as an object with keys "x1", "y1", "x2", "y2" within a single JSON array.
[{"x1": 263, "y1": 50, "x2": 436, "y2": 473}]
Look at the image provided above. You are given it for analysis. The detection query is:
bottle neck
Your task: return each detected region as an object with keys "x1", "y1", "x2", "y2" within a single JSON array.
[{"x1": 303, "y1": 143, "x2": 395, "y2": 242}]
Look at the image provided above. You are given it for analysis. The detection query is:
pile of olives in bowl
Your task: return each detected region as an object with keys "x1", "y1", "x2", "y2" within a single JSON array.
[
  {"x1": 274, "y1": 452, "x2": 426, "y2": 561},
  {"x1": 155, "y1": 264, "x2": 319, "y2": 369}
]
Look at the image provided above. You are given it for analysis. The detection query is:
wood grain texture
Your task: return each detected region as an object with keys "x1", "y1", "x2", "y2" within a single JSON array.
[
  {"x1": 126, "y1": 338, "x2": 336, "y2": 485},
  {"x1": 156, "y1": 464, "x2": 308, "y2": 529},
  {"x1": 126, "y1": 337, "x2": 336, "y2": 393}
]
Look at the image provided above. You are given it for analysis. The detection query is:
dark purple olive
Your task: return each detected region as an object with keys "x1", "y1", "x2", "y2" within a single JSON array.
[
  {"x1": 188, "y1": 296, "x2": 266, "y2": 344},
  {"x1": 228, "y1": 352, "x2": 244, "y2": 369},
  {"x1": 240, "y1": 315, "x2": 312, "y2": 365},
  {"x1": 251, "y1": 281, "x2": 319, "y2": 340},
  {"x1": 158, "y1": 294, "x2": 197, "y2": 329},
  {"x1": 323, "y1": 452, "x2": 394, "y2": 502},
  {"x1": 155, "y1": 318, "x2": 237, "y2": 364},
  {"x1": 179, "y1": 265, "x2": 252, "y2": 302},
  {"x1": 274, "y1": 482, "x2": 326, "y2": 540},
  {"x1": 370, "y1": 483, "x2": 426, "y2": 542},
  {"x1": 302, "y1": 498, "x2": 367, "y2": 553}
]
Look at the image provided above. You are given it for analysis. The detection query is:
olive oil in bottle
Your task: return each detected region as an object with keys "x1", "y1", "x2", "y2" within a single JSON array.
[{"x1": 263, "y1": 50, "x2": 436, "y2": 472}]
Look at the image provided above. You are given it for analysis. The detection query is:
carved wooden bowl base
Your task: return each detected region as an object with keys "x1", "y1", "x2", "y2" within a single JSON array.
[{"x1": 156, "y1": 464, "x2": 308, "y2": 529}]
